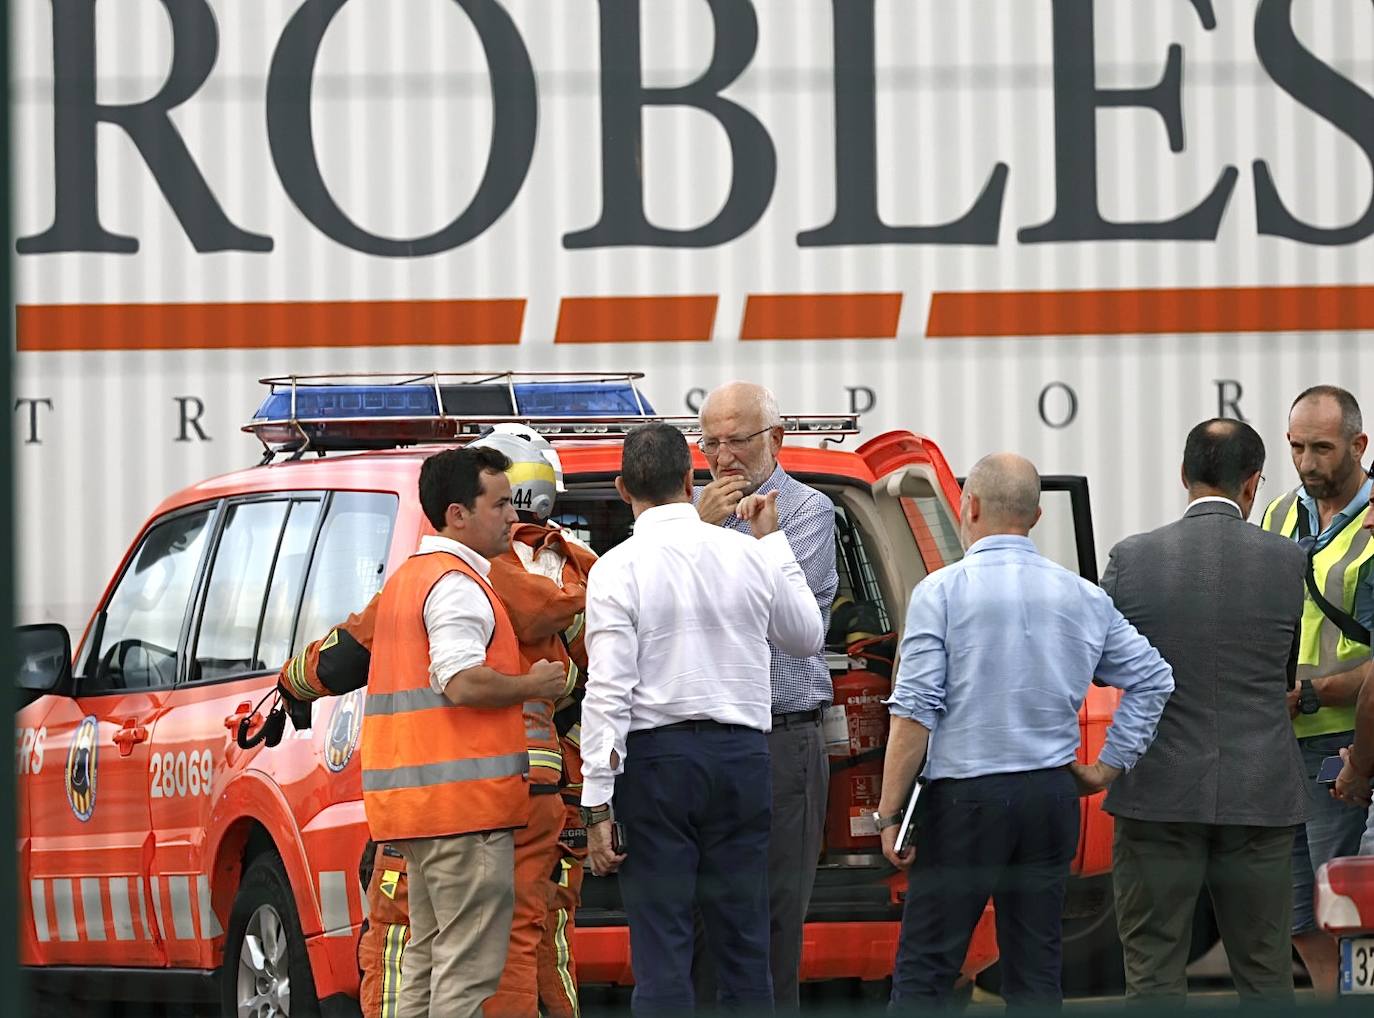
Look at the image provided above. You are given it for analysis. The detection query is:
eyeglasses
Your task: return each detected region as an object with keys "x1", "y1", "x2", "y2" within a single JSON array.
[
  {"x1": 1259, "y1": 474, "x2": 1266, "y2": 490},
  {"x1": 697, "y1": 428, "x2": 772, "y2": 457}
]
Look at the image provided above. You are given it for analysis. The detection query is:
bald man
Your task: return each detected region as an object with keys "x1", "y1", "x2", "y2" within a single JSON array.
[
  {"x1": 693, "y1": 381, "x2": 839, "y2": 1009},
  {"x1": 875, "y1": 454, "x2": 1174, "y2": 1009}
]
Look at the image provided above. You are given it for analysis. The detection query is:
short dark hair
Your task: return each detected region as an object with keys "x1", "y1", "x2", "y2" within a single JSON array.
[
  {"x1": 620, "y1": 423, "x2": 693, "y2": 503},
  {"x1": 419, "y1": 446, "x2": 511, "y2": 530},
  {"x1": 1182, "y1": 419, "x2": 1265, "y2": 497},
  {"x1": 1292, "y1": 385, "x2": 1363, "y2": 438}
]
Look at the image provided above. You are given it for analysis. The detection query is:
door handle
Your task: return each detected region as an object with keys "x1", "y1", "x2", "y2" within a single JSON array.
[
  {"x1": 113, "y1": 722, "x2": 148, "y2": 757},
  {"x1": 224, "y1": 702, "x2": 259, "y2": 732}
]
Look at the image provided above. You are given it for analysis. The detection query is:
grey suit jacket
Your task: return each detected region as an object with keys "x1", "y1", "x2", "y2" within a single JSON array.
[{"x1": 1101, "y1": 501, "x2": 1309, "y2": 826}]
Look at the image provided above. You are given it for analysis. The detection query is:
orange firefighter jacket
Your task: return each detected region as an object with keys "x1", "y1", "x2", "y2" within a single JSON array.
[{"x1": 487, "y1": 524, "x2": 597, "y2": 785}]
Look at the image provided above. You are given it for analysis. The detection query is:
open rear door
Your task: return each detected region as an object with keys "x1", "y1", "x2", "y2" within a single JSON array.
[
  {"x1": 1030, "y1": 476, "x2": 1099, "y2": 583},
  {"x1": 1032, "y1": 476, "x2": 1117, "y2": 877},
  {"x1": 953, "y1": 473, "x2": 1098, "y2": 582}
]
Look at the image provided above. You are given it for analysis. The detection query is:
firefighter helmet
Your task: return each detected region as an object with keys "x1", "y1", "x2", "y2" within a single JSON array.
[{"x1": 471, "y1": 425, "x2": 561, "y2": 521}]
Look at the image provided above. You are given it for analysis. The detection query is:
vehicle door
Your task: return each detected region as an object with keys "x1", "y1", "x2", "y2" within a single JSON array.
[
  {"x1": 1030, "y1": 476, "x2": 1118, "y2": 878},
  {"x1": 145, "y1": 494, "x2": 320, "y2": 966},
  {"x1": 147, "y1": 490, "x2": 397, "y2": 966},
  {"x1": 26, "y1": 504, "x2": 217, "y2": 966}
]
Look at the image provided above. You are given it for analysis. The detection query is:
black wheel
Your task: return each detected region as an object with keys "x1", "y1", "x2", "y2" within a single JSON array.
[
  {"x1": 221, "y1": 853, "x2": 321, "y2": 1018},
  {"x1": 1057, "y1": 877, "x2": 1125, "y2": 997}
]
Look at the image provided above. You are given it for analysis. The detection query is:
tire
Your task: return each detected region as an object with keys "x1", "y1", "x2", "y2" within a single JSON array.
[
  {"x1": 221, "y1": 853, "x2": 322, "y2": 1018},
  {"x1": 1057, "y1": 877, "x2": 1125, "y2": 997}
]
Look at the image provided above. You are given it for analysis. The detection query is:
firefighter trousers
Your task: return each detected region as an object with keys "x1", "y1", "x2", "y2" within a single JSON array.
[
  {"x1": 484, "y1": 790, "x2": 567, "y2": 1018},
  {"x1": 537, "y1": 852, "x2": 586, "y2": 1018},
  {"x1": 359, "y1": 844, "x2": 411, "y2": 1018}
]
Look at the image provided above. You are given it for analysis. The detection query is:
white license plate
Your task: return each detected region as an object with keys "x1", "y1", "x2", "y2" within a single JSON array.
[{"x1": 1340, "y1": 937, "x2": 1374, "y2": 994}]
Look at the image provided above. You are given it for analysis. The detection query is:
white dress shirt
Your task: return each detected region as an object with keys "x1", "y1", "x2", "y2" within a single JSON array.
[
  {"x1": 416, "y1": 535, "x2": 496, "y2": 695},
  {"x1": 580, "y1": 502, "x2": 825, "y2": 806}
]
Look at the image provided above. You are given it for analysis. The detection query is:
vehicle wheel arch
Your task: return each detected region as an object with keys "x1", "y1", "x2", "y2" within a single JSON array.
[{"x1": 206, "y1": 769, "x2": 326, "y2": 967}]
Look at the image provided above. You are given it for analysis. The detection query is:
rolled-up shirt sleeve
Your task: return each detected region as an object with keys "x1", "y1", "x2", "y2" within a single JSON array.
[
  {"x1": 581, "y1": 563, "x2": 640, "y2": 807},
  {"x1": 1093, "y1": 605, "x2": 1175, "y2": 771},
  {"x1": 885, "y1": 578, "x2": 949, "y2": 731},
  {"x1": 423, "y1": 571, "x2": 495, "y2": 695},
  {"x1": 759, "y1": 531, "x2": 824, "y2": 657}
]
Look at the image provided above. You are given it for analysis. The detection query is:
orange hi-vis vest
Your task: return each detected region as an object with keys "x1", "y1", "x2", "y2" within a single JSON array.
[
  {"x1": 487, "y1": 523, "x2": 596, "y2": 786},
  {"x1": 362, "y1": 551, "x2": 530, "y2": 841}
]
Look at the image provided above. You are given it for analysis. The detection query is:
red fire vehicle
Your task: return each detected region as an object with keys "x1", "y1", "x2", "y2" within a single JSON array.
[{"x1": 15, "y1": 373, "x2": 1119, "y2": 1016}]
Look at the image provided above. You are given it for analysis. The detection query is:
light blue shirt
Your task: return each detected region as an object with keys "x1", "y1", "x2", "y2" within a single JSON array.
[
  {"x1": 887, "y1": 535, "x2": 1174, "y2": 781},
  {"x1": 1295, "y1": 478, "x2": 1374, "y2": 630}
]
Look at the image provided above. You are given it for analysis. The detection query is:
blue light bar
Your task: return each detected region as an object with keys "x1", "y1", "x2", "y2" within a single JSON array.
[
  {"x1": 244, "y1": 375, "x2": 684, "y2": 455},
  {"x1": 253, "y1": 384, "x2": 440, "y2": 422},
  {"x1": 513, "y1": 382, "x2": 653, "y2": 416}
]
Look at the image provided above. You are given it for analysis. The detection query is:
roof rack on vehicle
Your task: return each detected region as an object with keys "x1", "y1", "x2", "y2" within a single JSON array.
[{"x1": 243, "y1": 371, "x2": 861, "y2": 460}]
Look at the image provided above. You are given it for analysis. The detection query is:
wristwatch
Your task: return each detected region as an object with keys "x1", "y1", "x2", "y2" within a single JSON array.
[
  {"x1": 1298, "y1": 679, "x2": 1322, "y2": 716},
  {"x1": 580, "y1": 803, "x2": 611, "y2": 827},
  {"x1": 870, "y1": 809, "x2": 903, "y2": 832}
]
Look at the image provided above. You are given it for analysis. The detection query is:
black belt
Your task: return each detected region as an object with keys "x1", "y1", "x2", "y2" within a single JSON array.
[
  {"x1": 638, "y1": 719, "x2": 756, "y2": 735},
  {"x1": 772, "y1": 707, "x2": 824, "y2": 729},
  {"x1": 530, "y1": 783, "x2": 561, "y2": 796}
]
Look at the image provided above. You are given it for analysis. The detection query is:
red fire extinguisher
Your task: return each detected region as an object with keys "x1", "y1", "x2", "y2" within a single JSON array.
[{"x1": 825, "y1": 636, "x2": 894, "y2": 854}]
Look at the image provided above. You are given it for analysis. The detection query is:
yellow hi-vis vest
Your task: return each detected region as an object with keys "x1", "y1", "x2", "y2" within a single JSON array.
[{"x1": 1261, "y1": 489, "x2": 1374, "y2": 739}]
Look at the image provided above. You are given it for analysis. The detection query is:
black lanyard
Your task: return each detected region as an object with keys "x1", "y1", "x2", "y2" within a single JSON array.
[{"x1": 1294, "y1": 506, "x2": 1371, "y2": 647}]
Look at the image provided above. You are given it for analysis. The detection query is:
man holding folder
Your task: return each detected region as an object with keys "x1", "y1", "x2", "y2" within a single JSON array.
[{"x1": 875, "y1": 453, "x2": 1173, "y2": 1009}]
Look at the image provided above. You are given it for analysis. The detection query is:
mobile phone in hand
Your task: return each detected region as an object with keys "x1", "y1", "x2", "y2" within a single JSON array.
[
  {"x1": 611, "y1": 821, "x2": 628, "y2": 854},
  {"x1": 1316, "y1": 754, "x2": 1345, "y2": 786}
]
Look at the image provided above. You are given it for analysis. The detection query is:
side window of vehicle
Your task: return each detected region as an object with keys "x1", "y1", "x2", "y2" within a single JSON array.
[
  {"x1": 293, "y1": 493, "x2": 398, "y2": 654},
  {"x1": 83, "y1": 508, "x2": 214, "y2": 693},
  {"x1": 904, "y1": 493, "x2": 964, "y2": 571},
  {"x1": 192, "y1": 500, "x2": 291, "y2": 682},
  {"x1": 831, "y1": 503, "x2": 894, "y2": 646},
  {"x1": 551, "y1": 488, "x2": 636, "y2": 553},
  {"x1": 257, "y1": 499, "x2": 323, "y2": 670}
]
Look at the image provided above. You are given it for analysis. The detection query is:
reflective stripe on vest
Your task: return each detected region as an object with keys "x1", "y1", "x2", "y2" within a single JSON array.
[
  {"x1": 362, "y1": 752, "x2": 530, "y2": 792},
  {"x1": 362, "y1": 551, "x2": 529, "y2": 840},
  {"x1": 1262, "y1": 491, "x2": 1374, "y2": 739},
  {"x1": 366, "y1": 688, "x2": 450, "y2": 716}
]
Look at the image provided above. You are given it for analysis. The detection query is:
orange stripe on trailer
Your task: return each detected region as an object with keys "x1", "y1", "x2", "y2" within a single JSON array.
[
  {"x1": 554, "y1": 295, "x2": 717, "y2": 344},
  {"x1": 17, "y1": 298, "x2": 527, "y2": 351},
  {"x1": 925, "y1": 283, "x2": 1374, "y2": 338},
  {"x1": 740, "y1": 293, "x2": 902, "y2": 341}
]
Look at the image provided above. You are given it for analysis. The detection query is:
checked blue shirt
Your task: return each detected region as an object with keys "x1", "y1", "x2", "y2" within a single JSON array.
[{"x1": 697, "y1": 464, "x2": 839, "y2": 712}]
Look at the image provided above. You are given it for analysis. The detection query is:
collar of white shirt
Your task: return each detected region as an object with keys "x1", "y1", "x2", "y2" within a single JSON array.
[
  {"x1": 417, "y1": 533, "x2": 492, "y2": 577},
  {"x1": 1185, "y1": 495, "x2": 1241, "y2": 515},
  {"x1": 632, "y1": 502, "x2": 700, "y2": 531}
]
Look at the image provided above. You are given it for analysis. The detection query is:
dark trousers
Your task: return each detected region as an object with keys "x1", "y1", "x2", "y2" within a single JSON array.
[
  {"x1": 891, "y1": 768, "x2": 1079, "y2": 1010},
  {"x1": 693, "y1": 716, "x2": 828, "y2": 1011},
  {"x1": 616, "y1": 724, "x2": 773, "y2": 1016},
  {"x1": 1112, "y1": 818, "x2": 1296, "y2": 1003}
]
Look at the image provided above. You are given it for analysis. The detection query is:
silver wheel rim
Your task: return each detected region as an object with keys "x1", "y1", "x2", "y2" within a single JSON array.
[{"x1": 237, "y1": 902, "x2": 292, "y2": 1018}]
